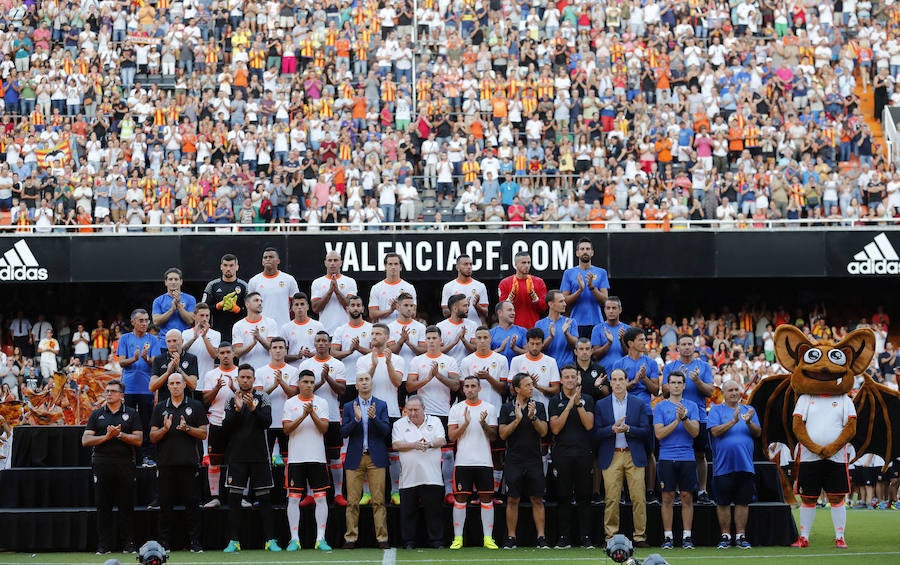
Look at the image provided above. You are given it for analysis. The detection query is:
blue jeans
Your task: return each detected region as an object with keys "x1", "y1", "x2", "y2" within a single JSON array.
[{"x1": 381, "y1": 204, "x2": 395, "y2": 224}]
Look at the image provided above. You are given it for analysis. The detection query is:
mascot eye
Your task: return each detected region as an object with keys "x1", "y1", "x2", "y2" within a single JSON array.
[
  {"x1": 827, "y1": 349, "x2": 847, "y2": 366},
  {"x1": 802, "y1": 348, "x2": 822, "y2": 364}
]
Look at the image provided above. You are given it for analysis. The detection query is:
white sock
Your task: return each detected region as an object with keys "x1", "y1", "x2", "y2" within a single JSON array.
[
  {"x1": 314, "y1": 493, "x2": 329, "y2": 541},
  {"x1": 441, "y1": 448, "x2": 455, "y2": 494},
  {"x1": 683, "y1": 529, "x2": 692, "y2": 539},
  {"x1": 287, "y1": 497, "x2": 301, "y2": 541},
  {"x1": 330, "y1": 458, "x2": 344, "y2": 497},
  {"x1": 799, "y1": 505, "x2": 816, "y2": 539},
  {"x1": 664, "y1": 530, "x2": 673, "y2": 539},
  {"x1": 389, "y1": 452, "x2": 401, "y2": 493},
  {"x1": 208, "y1": 465, "x2": 220, "y2": 497},
  {"x1": 831, "y1": 503, "x2": 847, "y2": 539},
  {"x1": 452, "y1": 501, "x2": 466, "y2": 536},
  {"x1": 363, "y1": 480, "x2": 371, "y2": 497},
  {"x1": 493, "y1": 470, "x2": 503, "y2": 493},
  {"x1": 722, "y1": 533, "x2": 732, "y2": 540},
  {"x1": 481, "y1": 502, "x2": 494, "y2": 537}
]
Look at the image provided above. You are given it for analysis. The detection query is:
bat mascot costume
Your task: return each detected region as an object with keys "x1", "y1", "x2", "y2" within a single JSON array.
[{"x1": 749, "y1": 325, "x2": 900, "y2": 548}]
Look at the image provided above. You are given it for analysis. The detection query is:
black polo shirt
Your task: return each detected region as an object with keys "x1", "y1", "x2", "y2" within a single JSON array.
[
  {"x1": 222, "y1": 390, "x2": 273, "y2": 464},
  {"x1": 85, "y1": 403, "x2": 141, "y2": 464},
  {"x1": 499, "y1": 400, "x2": 547, "y2": 465},
  {"x1": 575, "y1": 361, "x2": 609, "y2": 400},
  {"x1": 548, "y1": 392, "x2": 595, "y2": 458},
  {"x1": 151, "y1": 351, "x2": 201, "y2": 403},
  {"x1": 201, "y1": 277, "x2": 248, "y2": 336},
  {"x1": 150, "y1": 397, "x2": 208, "y2": 467}
]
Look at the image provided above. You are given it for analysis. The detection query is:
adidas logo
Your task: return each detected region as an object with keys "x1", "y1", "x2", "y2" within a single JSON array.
[
  {"x1": 846, "y1": 233, "x2": 900, "y2": 275},
  {"x1": 0, "y1": 240, "x2": 49, "y2": 281}
]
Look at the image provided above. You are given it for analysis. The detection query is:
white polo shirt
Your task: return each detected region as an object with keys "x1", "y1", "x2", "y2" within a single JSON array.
[{"x1": 392, "y1": 415, "x2": 445, "y2": 488}]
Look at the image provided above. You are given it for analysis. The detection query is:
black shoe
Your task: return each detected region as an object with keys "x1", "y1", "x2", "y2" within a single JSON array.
[
  {"x1": 343, "y1": 541, "x2": 357, "y2": 550},
  {"x1": 403, "y1": 542, "x2": 416, "y2": 550},
  {"x1": 95, "y1": 548, "x2": 110, "y2": 555},
  {"x1": 146, "y1": 498, "x2": 160, "y2": 510},
  {"x1": 591, "y1": 492, "x2": 604, "y2": 504},
  {"x1": 555, "y1": 536, "x2": 571, "y2": 549},
  {"x1": 190, "y1": 541, "x2": 204, "y2": 553},
  {"x1": 503, "y1": 536, "x2": 517, "y2": 549},
  {"x1": 634, "y1": 540, "x2": 651, "y2": 548},
  {"x1": 646, "y1": 491, "x2": 660, "y2": 505},
  {"x1": 697, "y1": 491, "x2": 715, "y2": 505},
  {"x1": 122, "y1": 542, "x2": 136, "y2": 554},
  {"x1": 377, "y1": 541, "x2": 390, "y2": 550},
  {"x1": 536, "y1": 536, "x2": 550, "y2": 549},
  {"x1": 581, "y1": 536, "x2": 594, "y2": 549}
]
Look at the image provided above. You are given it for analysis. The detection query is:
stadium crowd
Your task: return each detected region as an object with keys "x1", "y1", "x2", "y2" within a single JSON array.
[
  {"x1": 1, "y1": 242, "x2": 898, "y2": 553},
  {"x1": 2, "y1": 0, "x2": 900, "y2": 231}
]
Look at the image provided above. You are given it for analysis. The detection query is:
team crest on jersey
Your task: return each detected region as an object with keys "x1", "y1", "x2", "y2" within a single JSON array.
[
  {"x1": 162, "y1": 411, "x2": 168, "y2": 418},
  {"x1": 182, "y1": 361, "x2": 189, "y2": 369},
  {"x1": 98, "y1": 414, "x2": 105, "y2": 420},
  {"x1": 541, "y1": 366, "x2": 547, "y2": 372},
  {"x1": 362, "y1": 332, "x2": 367, "y2": 337},
  {"x1": 832, "y1": 401, "x2": 838, "y2": 407},
  {"x1": 591, "y1": 371, "x2": 598, "y2": 377},
  {"x1": 307, "y1": 328, "x2": 314, "y2": 335},
  {"x1": 186, "y1": 407, "x2": 193, "y2": 416},
  {"x1": 440, "y1": 363, "x2": 445, "y2": 370},
  {"x1": 491, "y1": 362, "x2": 497, "y2": 369},
  {"x1": 122, "y1": 414, "x2": 129, "y2": 421},
  {"x1": 279, "y1": 281, "x2": 285, "y2": 287}
]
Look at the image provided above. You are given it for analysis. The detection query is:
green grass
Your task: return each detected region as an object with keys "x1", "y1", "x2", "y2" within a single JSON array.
[{"x1": 2, "y1": 508, "x2": 899, "y2": 564}]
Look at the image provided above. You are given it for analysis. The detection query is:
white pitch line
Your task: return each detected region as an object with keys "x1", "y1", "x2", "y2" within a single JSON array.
[{"x1": 382, "y1": 547, "x2": 398, "y2": 565}]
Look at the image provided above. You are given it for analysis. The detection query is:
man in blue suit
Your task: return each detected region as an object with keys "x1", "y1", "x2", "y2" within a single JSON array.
[
  {"x1": 594, "y1": 368, "x2": 651, "y2": 547},
  {"x1": 341, "y1": 372, "x2": 391, "y2": 550}
]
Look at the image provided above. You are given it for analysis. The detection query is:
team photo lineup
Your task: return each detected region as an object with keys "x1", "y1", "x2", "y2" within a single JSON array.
[{"x1": 2, "y1": 238, "x2": 892, "y2": 557}]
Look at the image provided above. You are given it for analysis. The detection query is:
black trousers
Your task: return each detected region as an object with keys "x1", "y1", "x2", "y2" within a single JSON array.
[
  {"x1": 400, "y1": 484, "x2": 444, "y2": 547},
  {"x1": 158, "y1": 465, "x2": 201, "y2": 549},
  {"x1": 124, "y1": 394, "x2": 154, "y2": 460},
  {"x1": 94, "y1": 461, "x2": 136, "y2": 550},
  {"x1": 555, "y1": 454, "x2": 594, "y2": 539}
]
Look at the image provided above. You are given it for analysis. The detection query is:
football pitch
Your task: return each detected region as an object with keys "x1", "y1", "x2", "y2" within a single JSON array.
[{"x1": 1, "y1": 508, "x2": 899, "y2": 565}]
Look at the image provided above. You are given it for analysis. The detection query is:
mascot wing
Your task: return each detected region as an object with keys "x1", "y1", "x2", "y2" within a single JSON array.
[
  {"x1": 748, "y1": 374, "x2": 798, "y2": 451},
  {"x1": 852, "y1": 374, "x2": 900, "y2": 469}
]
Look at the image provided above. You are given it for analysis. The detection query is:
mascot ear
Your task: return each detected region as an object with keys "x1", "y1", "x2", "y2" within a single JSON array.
[
  {"x1": 774, "y1": 324, "x2": 811, "y2": 373},
  {"x1": 837, "y1": 328, "x2": 877, "y2": 376}
]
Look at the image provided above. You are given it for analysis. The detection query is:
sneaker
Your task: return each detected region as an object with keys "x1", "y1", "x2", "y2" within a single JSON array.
[
  {"x1": 315, "y1": 539, "x2": 332, "y2": 551},
  {"x1": 122, "y1": 543, "x2": 136, "y2": 554},
  {"x1": 835, "y1": 538, "x2": 848, "y2": 549},
  {"x1": 202, "y1": 497, "x2": 221, "y2": 508},
  {"x1": 146, "y1": 498, "x2": 159, "y2": 510},
  {"x1": 272, "y1": 452, "x2": 284, "y2": 466},
  {"x1": 893, "y1": 501, "x2": 900, "y2": 510},
  {"x1": 736, "y1": 537, "x2": 752, "y2": 550},
  {"x1": 483, "y1": 536, "x2": 499, "y2": 550},
  {"x1": 646, "y1": 491, "x2": 660, "y2": 505},
  {"x1": 682, "y1": 536, "x2": 695, "y2": 549},
  {"x1": 299, "y1": 495, "x2": 315, "y2": 507},
  {"x1": 241, "y1": 498, "x2": 252, "y2": 508},
  {"x1": 359, "y1": 493, "x2": 372, "y2": 505},
  {"x1": 717, "y1": 535, "x2": 731, "y2": 549},
  {"x1": 286, "y1": 540, "x2": 301, "y2": 552},
  {"x1": 493, "y1": 497, "x2": 505, "y2": 506},
  {"x1": 334, "y1": 494, "x2": 348, "y2": 507},
  {"x1": 265, "y1": 539, "x2": 282, "y2": 552},
  {"x1": 391, "y1": 491, "x2": 401, "y2": 505},
  {"x1": 450, "y1": 536, "x2": 464, "y2": 550},
  {"x1": 696, "y1": 491, "x2": 715, "y2": 505},
  {"x1": 536, "y1": 536, "x2": 550, "y2": 549},
  {"x1": 661, "y1": 537, "x2": 674, "y2": 550},
  {"x1": 190, "y1": 543, "x2": 203, "y2": 553},
  {"x1": 223, "y1": 540, "x2": 241, "y2": 553},
  {"x1": 141, "y1": 457, "x2": 156, "y2": 468},
  {"x1": 95, "y1": 548, "x2": 110, "y2": 555},
  {"x1": 444, "y1": 493, "x2": 456, "y2": 505},
  {"x1": 878, "y1": 501, "x2": 888, "y2": 510},
  {"x1": 503, "y1": 536, "x2": 517, "y2": 549},
  {"x1": 555, "y1": 535, "x2": 571, "y2": 549},
  {"x1": 791, "y1": 536, "x2": 809, "y2": 548},
  {"x1": 581, "y1": 536, "x2": 594, "y2": 549},
  {"x1": 591, "y1": 492, "x2": 604, "y2": 505}
]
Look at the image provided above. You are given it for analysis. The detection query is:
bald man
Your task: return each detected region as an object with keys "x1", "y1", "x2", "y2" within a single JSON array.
[{"x1": 151, "y1": 329, "x2": 200, "y2": 403}]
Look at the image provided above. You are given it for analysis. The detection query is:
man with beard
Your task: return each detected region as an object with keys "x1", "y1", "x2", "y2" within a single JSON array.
[
  {"x1": 437, "y1": 294, "x2": 478, "y2": 366},
  {"x1": 247, "y1": 248, "x2": 300, "y2": 329},
  {"x1": 202, "y1": 254, "x2": 248, "y2": 337},
  {"x1": 311, "y1": 251, "x2": 358, "y2": 334},
  {"x1": 497, "y1": 252, "x2": 547, "y2": 330},
  {"x1": 490, "y1": 301, "x2": 527, "y2": 365},
  {"x1": 561, "y1": 237, "x2": 610, "y2": 338},
  {"x1": 331, "y1": 295, "x2": 373, "y2": 396},
  {"x1": 590, "y1": 297, "x2": 633, "y2": 372},
  {"x1": 369, "y1": 253, "x2": 417, "y2": 323},
  {"x1": 232, "y1": 292, "x2": 280, "y2": 369},
  {"x1": 388, "y1": 292, "x2": 427, "y2": 367},
  {"x1": 441, "y1": 254, "x2": 490, "y2": 324}
]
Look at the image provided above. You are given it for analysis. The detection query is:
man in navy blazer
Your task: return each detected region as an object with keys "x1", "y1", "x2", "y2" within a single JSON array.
[
  {"x1": 594, "y1": 368, "x2": 651, "y2": 547},
  {"x1": 340, "y1": 372, "x2": 391, "y2": 549}
]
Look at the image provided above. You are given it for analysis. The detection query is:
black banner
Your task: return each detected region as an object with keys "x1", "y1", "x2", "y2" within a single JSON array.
[{"x1": 1, "y1": 229, "x2": 898, "y2": 283}]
